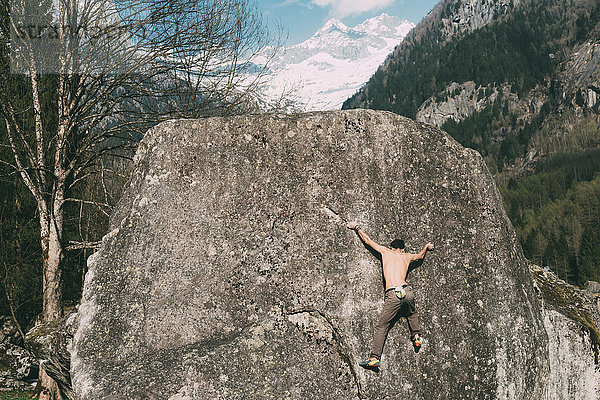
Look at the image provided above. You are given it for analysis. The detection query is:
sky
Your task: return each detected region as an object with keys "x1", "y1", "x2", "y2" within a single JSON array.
[{"x1": 256, "y1": 0, "x2": 440, "y2": 45}]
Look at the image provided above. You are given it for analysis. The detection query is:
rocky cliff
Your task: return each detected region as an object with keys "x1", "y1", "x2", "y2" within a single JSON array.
[
  {"x1": 70, "y1": 110, "x2": 596, "y2": 399},
  {"x1": 530, "y1": 264, "x2": 600, "y2": 399},
  {"x1": 527, "y1": 25, "x2": 600, "y2": 160},
  {"x1": 416, "y1": 81, "x2": 548, "y2": 130},
  {"x1": 556, "y1": 26, "x2": 600, "y2": 114},
  {"x1": 432, "y1": 0, "x2": 522, "y2": 43}
]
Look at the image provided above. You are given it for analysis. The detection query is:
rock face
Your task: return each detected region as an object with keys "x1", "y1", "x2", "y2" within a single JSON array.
[
  {"x1": 437, "y1": 0, "x2": 521, "y2": 40},
  {"x1": 26, "y1": 311, "x2": 77, "y2": 399},
  {"x1": 73, "y1": 109, "x2": 555, "y2": 399},
  {"x1": 416, "y1": 81, "x2": 547, "y2": 129},
  {"x1": 0, "y1": 342, "x2": 37, "y2": 390},
  {"x1": 530, "y1": 265, "x2": 600, "y2": 399},
  {"x1": 557, "y1": 31, "x2": 600, "y2": 113},
  {"x1": 0, "y1": 316, "x2": 38, "y2": 391}
]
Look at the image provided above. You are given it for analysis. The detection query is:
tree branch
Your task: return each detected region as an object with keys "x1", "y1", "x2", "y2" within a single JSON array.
[{"x1": 64, "y1": 240, "x2": 102, "y2": 251}]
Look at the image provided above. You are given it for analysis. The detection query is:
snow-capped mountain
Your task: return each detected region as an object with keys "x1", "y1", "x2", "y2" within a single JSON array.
[{"x1": 260, "y1": 14, "x2": 415, "y2": 111}]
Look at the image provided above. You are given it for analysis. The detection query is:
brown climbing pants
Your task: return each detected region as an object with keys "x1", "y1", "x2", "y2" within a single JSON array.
[{"x1": 370, "y1": 285, "x2": 420, "y2": 358}]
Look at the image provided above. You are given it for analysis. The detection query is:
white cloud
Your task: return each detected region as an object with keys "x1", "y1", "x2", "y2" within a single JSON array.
[
  {"x1": 310, "y1": 0, "x2": 394, "y2": 18},
  {"x1": 281, "y1": 0, "x2": 307, "y2": 7},
  {"x1": 267, "y1": 0, "x2": 313, "y2": 13}
]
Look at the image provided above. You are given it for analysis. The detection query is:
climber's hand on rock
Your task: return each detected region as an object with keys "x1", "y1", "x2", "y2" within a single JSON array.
[{"x1": 347, "y1": 221, "x2": 358, "y2": 230}]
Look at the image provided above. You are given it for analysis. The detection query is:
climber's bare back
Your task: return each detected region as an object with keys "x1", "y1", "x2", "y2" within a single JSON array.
[
  {"x1": 346, "y1": 220, "x2": 433, "y2": 290},
  {"x1": 380, "y1": 250, "x2": 417, "y2": 290}
]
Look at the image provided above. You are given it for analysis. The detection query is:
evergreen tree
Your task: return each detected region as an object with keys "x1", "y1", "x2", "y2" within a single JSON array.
[{"x1": 578, "y1": 227, "x2": 600, "y2": 284}]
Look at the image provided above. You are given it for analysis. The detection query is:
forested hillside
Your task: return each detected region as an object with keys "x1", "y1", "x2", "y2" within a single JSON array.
[{"x1": 344, "y1": 0, "x2": 600, "y2": 286}]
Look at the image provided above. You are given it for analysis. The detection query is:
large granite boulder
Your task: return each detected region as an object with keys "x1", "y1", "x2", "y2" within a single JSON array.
[{"x1": 72, "y1": 110, "x2": 551, "y2": 399}]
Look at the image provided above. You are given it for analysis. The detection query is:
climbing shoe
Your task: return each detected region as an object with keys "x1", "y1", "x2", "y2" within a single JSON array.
[
  {"x1": 359, "y1": 355, "x2": 380, "y2": 370},
  {"x1": 412, "y1": 334, "x2": 422, "y2": 353}
]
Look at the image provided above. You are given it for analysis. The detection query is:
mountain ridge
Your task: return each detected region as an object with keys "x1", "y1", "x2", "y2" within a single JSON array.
[{"x1": 257, "y1": 14, "x2": 414, "y2": 111}]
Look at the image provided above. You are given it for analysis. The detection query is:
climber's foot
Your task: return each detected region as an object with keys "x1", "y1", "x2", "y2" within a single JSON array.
[
  {"x1": 412, "y1": 333, "x2": 422, "y2": 353},
  {"x1": 359, "y1": 355, "x2": 380, "y2": 371}
]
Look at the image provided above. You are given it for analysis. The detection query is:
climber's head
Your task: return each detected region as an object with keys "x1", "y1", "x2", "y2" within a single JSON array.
[{"x1": 389, "y1": 239, "x2": 405, "y2": 250}]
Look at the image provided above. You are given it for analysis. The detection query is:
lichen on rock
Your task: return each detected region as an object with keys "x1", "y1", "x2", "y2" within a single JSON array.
[
  {"x1": 529, "y1": 264, "x2": 600, "y2": 398},
  {"x1": 531, "y1": 264, "x2": 600, "y2": 358}
]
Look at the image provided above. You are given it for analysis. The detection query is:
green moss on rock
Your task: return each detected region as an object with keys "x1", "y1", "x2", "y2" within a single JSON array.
[{"x1": 530, "y1": 264, "x2": 600, "y2": 363}]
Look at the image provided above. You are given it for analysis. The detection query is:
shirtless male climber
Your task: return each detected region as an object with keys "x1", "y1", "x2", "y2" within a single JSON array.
[{"x1": 346, "y1": 221, "x2": 433, "y2": 370}]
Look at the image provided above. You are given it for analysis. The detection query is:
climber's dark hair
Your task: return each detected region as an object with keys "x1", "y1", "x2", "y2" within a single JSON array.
[{"x1": 390, "y1": 239, "x2": 405, "y2": 249}]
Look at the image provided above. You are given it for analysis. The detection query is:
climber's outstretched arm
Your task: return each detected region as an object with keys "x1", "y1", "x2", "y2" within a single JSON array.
[
  {"x1": 347, "y1": 221, "x2": 388, "y2": 254},
  {"x1": 410, "y1": 243, "x2": 434, "y2": 261}
]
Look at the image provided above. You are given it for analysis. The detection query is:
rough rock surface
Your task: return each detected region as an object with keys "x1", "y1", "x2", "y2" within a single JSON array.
[
  {"x1": 437, "y1": 0, "x2": 522, "y2": 42},
  {"x1": 26, "y1": 311, "x2": 76, "y2": 399},
  {"x1": 72, "y1": 110, "x2": 550, "y2": 399},
  {"x1": 556, "y1": 28, "x2": 600, "y2": 113},
  {"x1": 587, "y1": 281, "x2": 600, "y2": 294},
  {"x1": 416, "y1": 81, "x2": 493, "y2": 127},
  {"x1": 416, "y1": 81, "x2": 547, "y2": 129},
  {"x1": 0, "y1": 317, "x2": 37, "y2": 391},
  {"x1": 0, "y1": 316, "x2": 23, "y2": 346},
  {"x1": 0, "y1": 342, "x2": 37, "y2": 391},
  {"x1": 530, "y1": 264, "x2": 600, "y2": 399}
]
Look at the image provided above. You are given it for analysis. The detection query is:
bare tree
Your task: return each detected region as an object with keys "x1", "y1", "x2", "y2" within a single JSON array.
[
  {"x1": 1, "y1": 0, "x2": 284, "y2": 395},
  {"x1": 2, "y1": 0, "x2": 282, "y2": 319}
]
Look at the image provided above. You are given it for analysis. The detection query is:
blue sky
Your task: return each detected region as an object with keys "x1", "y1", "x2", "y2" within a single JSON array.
[{"x1": 256, "y1": 0, "x2": 440, "y2": 45}]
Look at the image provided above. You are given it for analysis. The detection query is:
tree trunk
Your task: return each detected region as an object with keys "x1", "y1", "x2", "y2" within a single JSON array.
[
  {"x1": 38, "y1": 365, "x2": 63, "y2": 400},
  {"x1": 38, "y1": 194, "x2": 65, "y2": 399},
  {"x1": 41, "y1": 200, "x2": 64, "y2": 323}
]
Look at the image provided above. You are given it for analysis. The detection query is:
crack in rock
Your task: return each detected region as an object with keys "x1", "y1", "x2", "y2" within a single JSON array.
[
  {"x1": 286, "y1": 308, "x2": 365, "y2": 399},
  {"x1": 321, "y1": 205, "x2": 349, "y2": 225}
]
